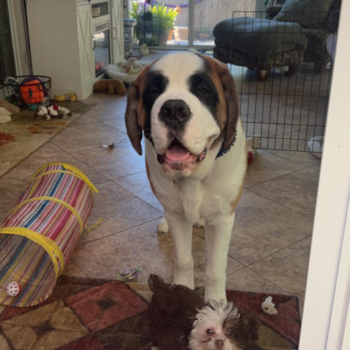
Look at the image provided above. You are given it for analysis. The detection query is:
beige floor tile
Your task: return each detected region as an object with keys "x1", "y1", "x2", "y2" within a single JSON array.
[
  {"x1": 72, "y1": 142, "x2": 145, "y2": 179},
  {"x1": 114, "y1": 171, "x2": 164, "y2": 212},
  {"x1": 85, "y1": 101, "x2": 126, "y2": 122},
  {"x1": 69, "y1": 114, "x2": 99, "y2": 127},
  {"x1": 28, "y1": 142, "x2": 67, "y2": 160},
  {"x1": 0, "y1": 153, "x2": 108, "y2": 201},
  {"x1": 250, "y1": 237, "x2": 312, "y2": 299},
  {"x1": 226, "y1": 268, "x2": 287, "y2": 295},
  {"x1": 228, "y1": 190, "x2": 312, "y2": 265},
  {"x1": 264, "y1": 149, "x2": 321, "y2": 167},
  {"x1": 103, "y1": 119, "x2": 127, "y2": 133},
  {"x1": 79, "y1": 181, "x2": 162, "y2": 245},
  {"x1": 72, "y1": 220, "x2": 243, "y2": 286},
  {"x1": 51, "y1": 122, "x2": 128, "y2": 153},
  {"x1": 249, "y1": 167, "x2": 320, "y2": 218},
  {"x1": 63, "y1": 260, "x2": 87, "y2": 277},
  {"x1": 244, "y1": 150, "x2": 306, "y2": 188}
]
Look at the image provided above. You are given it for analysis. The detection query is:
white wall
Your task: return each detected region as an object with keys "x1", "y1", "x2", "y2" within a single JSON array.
[{"x1": 298, "y1": 0, "x2": 350, "y2": 348}]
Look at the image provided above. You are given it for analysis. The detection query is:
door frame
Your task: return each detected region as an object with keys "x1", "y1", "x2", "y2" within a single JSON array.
[
  {"x1": 298, "y1": 0, "x2": 350, "y2": 348},
  {"x1": 156, "y1": 0, "x2": 214, "y2": 51}
]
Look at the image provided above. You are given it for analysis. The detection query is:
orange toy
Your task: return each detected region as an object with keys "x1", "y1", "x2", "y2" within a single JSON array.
[{"x1": 20, "y1": 79, "x2": 44, "y2": 104}]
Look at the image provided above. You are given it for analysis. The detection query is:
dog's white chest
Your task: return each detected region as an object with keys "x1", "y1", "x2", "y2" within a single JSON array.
[{"x1": 178, "y1": 179, "x2": 203, "y2": 224}]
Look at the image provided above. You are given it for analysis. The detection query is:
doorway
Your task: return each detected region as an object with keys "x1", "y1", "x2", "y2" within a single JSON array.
[
  {"x1": 129, "y1": 0, "x2": 256, "y2": 50},
  {"x1": 0, "y1": 0, "x2": 16, "y2": 80}
]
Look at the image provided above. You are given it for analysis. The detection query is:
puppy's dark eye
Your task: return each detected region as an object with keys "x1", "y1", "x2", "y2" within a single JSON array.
[
  {"x1": 206, "y1": 328, "x2": 213, "y2": 335},
  {"x1": 198, "y1": 85, "x2": 210, "y2": 94},
  {"x1": 226, "y1": 329, "x2": 234, "y2": 338}
]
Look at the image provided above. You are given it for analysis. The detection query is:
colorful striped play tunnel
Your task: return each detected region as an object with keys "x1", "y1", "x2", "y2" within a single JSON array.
[{"x1": 0, "y1": 163, "x2": 99, "y2": 307}]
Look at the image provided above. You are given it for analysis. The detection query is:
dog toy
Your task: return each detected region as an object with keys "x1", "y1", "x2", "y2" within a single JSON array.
[
  {"x1": 53, "y1": 92, "x2": 77, "y2": 102},
  {"x1": 308, "y1": 136, "x2": 323, "y2": 159},
  {"x1": 35, "y1": 105, "x2": 72, "y2": 120},
  {"x1": 57, "y1": 106, "x2": 73, "y2": 117},
  {"x1": 102, "y1": 142, "x2": 115, "y2": 149},
  {"x1": 20, "y1": 77, "x2": 44, "y2": 104},
  {"x1": 0, "y1": 99, "x2": 20, "y2": 123},
  {"x1": 116, "y1": 267, "x2": 142, "y2": 281},
  {"x1": 141, "y1": 43, "x2": 149, "y2": 55},
  {"x1": 247, "y1": 134, "x2": 261, "y2": 165},
  {"x1": 0, "y1": 282, "x2": 21, "y2": 297},
  {"x1": 261, "y1": 296, "x2": 278, "y2": 315},
  {"x1": 93, "y1": 78, "x2": 127, "y2": 96}
]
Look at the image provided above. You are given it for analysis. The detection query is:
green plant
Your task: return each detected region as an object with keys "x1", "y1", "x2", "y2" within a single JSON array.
[{"x1": 130, "y1": 1, "x2": 180, "y2": 37}]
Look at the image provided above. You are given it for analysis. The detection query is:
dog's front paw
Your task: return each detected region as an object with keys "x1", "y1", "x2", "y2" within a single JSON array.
[{"x1": 157, "y1": 217, "x2": 169, "y2": 234}]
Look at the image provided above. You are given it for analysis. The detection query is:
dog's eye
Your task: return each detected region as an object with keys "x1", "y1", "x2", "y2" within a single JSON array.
[
  {"x1": 226, "y1": 329, "x2": 234, "y2": 338},
  {"x1": 206, "y1": 329, "x2": 213, "y2": 335},
  {"x1": 198, "y1": 85, "x2": 210, "y2": 94}
]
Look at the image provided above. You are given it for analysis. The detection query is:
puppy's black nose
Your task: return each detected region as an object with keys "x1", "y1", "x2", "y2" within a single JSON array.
[
  {"x1": 159, "y1": 99, "x2": 191, "y2": 128},
  {"x1": 215, "y1": 339, "x2": 224, "y2": 349}
]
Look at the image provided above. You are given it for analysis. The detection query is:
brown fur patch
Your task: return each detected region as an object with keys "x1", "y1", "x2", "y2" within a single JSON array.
[
  {"x1": 146, "y1": 161, "x2": 158, "y2": 198},
  {"x1": 196, "y1": 54, "x2": 240, "y2": 151},
  {"x1": 125, "y1": 61, "x2": 158, "y2": 155}
]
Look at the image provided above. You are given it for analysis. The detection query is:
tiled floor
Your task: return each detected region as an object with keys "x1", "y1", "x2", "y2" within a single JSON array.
[{"x1": 0, "y1": 91, "x2": 321, "y2": 314}]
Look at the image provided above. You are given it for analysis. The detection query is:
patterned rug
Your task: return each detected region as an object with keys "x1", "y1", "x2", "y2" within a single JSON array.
[
  {"x1": 0, "y1": 276, "x2": 300, "y2": 350},
  {"x1": 0, "y1": 101, "x2": 95, "y2": 177}
]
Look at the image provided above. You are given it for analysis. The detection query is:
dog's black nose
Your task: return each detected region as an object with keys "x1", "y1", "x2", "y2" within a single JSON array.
[
  {"x1": 215, "y1": 339, "x2": 224, "y2": 349},
  {"x1": 159, "y1": 99, "x2": 191, "y2": 128}
]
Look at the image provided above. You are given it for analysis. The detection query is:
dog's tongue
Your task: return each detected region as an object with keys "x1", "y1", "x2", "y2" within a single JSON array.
[{"x1": 165, "y1": 141, "x2": 191, "y2": 161}]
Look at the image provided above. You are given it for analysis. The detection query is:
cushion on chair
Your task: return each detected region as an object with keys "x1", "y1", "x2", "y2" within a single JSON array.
[
  {"x1": 213, "y1": 17, "x2": 307, "y2": 62},
  {"x1": 274, "y1": 0, "x2": 336, "y2": 29}
]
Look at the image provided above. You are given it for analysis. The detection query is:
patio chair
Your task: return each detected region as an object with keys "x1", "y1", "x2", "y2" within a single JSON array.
[{"x1": 213, "y1": 0, "x2": 341, "y2": 81}]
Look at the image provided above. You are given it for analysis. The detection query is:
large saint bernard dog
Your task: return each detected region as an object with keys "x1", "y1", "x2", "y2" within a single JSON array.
[{"x1": 125, "y1": 52, "x2": 246, "y2": 302}]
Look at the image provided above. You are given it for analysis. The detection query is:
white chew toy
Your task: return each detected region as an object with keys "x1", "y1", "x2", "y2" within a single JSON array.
[
  {"x1": 261, "y1": 296, "x2": 278, "y2": 315},
  {"x1": 0, "y1": 282, "x2": 21, "y2": 296}
]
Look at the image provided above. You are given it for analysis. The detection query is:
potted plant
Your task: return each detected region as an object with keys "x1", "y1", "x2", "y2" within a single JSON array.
[
  {"x1": 196, "y1": 27, "x2": 211, "y2": 41},
  {"x1": 130, "y1": 1, "x2": 180, "y2": 46}
]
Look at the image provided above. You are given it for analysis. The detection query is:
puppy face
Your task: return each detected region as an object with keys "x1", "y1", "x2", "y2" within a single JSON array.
[
  {"x1": 125, "y1": 52, "x2": 239, "y2": 178},
  {"x1": 189, "y1": 301, "x2": 258, "y2": 350}
]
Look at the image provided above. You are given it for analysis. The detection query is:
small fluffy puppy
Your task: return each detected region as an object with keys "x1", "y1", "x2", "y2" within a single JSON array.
[{"x1": 147, "y1": 275, "x2": 258, "y2": 350}]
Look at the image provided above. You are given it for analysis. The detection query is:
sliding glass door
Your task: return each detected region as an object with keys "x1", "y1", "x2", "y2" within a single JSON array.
[{"x1": 129, "y1": 0, "x2": 256, "y2": 50}]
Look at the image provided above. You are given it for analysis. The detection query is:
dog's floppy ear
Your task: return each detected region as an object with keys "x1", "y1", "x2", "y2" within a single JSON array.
[
  {"x1": 125, "y1": 63, "x2": 154, "y2": 156},
  {"x1": 197, "y1": 54, "x2": 239, "y2": 150},
  {"x1": 217, "y1": 62, "x2": 239, "y2": 150},
  {"x1": 239, "y1": 311, "x2": 259, "y2": 343}
]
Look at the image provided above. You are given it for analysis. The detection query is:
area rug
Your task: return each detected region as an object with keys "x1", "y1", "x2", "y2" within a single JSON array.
[
  {"x1": 0, "y1": 101, "x2": 96, "y2": 177},
  {"x1": 0, "y1": 276, "x2": 300, "y2": 350}
]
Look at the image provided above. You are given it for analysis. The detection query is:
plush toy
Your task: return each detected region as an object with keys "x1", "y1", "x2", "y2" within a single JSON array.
[
  {"x1": 57, "y1": 106, "x2": 72, "y2": 117},
  {"x1": 53, "y1": 92, "x2": 77, "y2": 102},
  {"x1": 35, "y1": 104, "x2": 72, "y2": 120},
  {"x1": 247, "y1": 134, "x2": 261, "y2": 165},
  {"x1": 261, "y1": 296, "x2": 278, "y2": 315},
  {"x1": 0, "y1": 100, "x2": 20, "y2": 123},
  {"x1": 93, "y1": 78, "x2": 127, "y2": 95},
  {"x1": 20, "y1": 78, "x2": 44, "y2": 104},
  {"x1": 47, "y1": 104, "x2": 59, "y2": 117},
  {"x1": 141, "y1": 43, "x2": 150, "y2": 55}
]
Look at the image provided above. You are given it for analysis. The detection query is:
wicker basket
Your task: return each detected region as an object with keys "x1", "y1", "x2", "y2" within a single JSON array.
[{"x1": 0, "y1": 75, "x2": 51, "y2": 111}]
